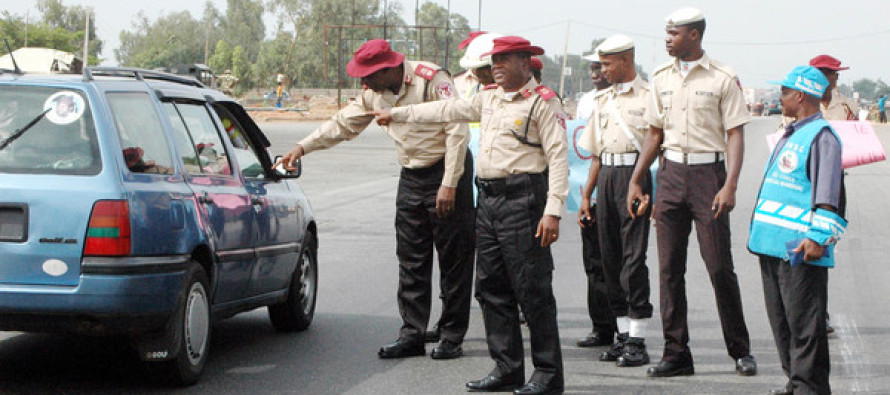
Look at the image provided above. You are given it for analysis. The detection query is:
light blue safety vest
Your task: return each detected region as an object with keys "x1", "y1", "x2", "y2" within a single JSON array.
[{"x1": 747, "y1": 118, "x2": 846, "y2": 267}]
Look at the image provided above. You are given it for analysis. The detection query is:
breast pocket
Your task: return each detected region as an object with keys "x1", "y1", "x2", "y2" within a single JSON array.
[{"x1": 693, "y1": 92, "x2": 720, "y2": 130}]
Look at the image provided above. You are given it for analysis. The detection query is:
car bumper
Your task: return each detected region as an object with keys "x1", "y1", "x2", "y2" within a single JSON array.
[{"x1": 0, "y1": 255, "x2": 190, "y2": 334}]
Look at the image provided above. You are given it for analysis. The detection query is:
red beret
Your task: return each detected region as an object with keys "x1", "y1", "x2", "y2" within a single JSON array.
[
  {"x1": 458, "y1": 31, "x2": 488, "y2": 50},
  {"x1": 481, "y1": 36, "x2": 545, "y2": 57},
  {"x1": 530, "y1": 57, "x2": 543, "y2": 71},
  {"x1": 809, "y1": 54, "x2": 849, "y2": 71},
  {"x1": 346, "y1": 39, "x2": 406, "y2": 78}
]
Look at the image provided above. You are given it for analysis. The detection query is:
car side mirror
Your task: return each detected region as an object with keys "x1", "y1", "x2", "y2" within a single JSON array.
[{"x1": 272, "y1": 155, "x2": 302, "y2": 179}]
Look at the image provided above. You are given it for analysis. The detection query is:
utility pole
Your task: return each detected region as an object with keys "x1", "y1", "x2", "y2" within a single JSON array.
[
  {"x1": 443, "y1": 0, "x2": 451, "y2": 69},
  {"x1": 203, "y1": 15, "x2": 211, "y2": 65},
  {"x1": 477, "y1": 0, "x2": 482, "y2": 30},
  {"x1": 558, "y1": 20, "x2": 571, "y2": 99},
  {"x1": 82, "y1": 10, "x2": 91, "y2": 67},
  {"x1": 383, "y1": 0, "x2": 388, "y2": 40},
  {"x1": 24, "y1": 10, "x2": 29, "y2": 47}
]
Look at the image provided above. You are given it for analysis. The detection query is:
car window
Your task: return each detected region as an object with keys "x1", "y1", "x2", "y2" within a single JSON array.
[
  {"x1": 0, "y1": 86, "x2": 100, "y2": 175},
  {"x1": 106, "y1": 92, "x2": 174, "y2": 175},
  {"x1": 173, "y1": 103, "x2": 232, "y2": 176},
  {"x1": 162, "y1": 103, "x2": 202, "y2": 174},
  {"x1": 212, "y1": 104, "x2": 265, "y2": 179}
]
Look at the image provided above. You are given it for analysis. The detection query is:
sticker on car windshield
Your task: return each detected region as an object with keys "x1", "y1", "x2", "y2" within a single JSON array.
[{"x1": 43, "y1": 91, "x2": 85, "y2": 125}]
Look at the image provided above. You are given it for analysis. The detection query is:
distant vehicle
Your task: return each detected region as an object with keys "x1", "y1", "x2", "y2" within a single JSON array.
[
  {"x1": 764, "y1": 100, "x2": 783, "y2": 116},
  {"x1": 165, "y1": 63, "x2": 214, "y2": 87},
  {"x1": 0, "y1": 67, "x2": 318, "y2": 385}
]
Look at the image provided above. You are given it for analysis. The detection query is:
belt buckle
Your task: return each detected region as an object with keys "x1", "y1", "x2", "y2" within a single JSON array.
[{"x1": 682, "y1": 152, "x2": 689, "y2": 165}]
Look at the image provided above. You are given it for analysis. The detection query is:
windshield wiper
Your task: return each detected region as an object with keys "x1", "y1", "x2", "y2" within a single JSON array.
[{"x1": 0, "y1": 109, "x2": 50, "y2": 151}]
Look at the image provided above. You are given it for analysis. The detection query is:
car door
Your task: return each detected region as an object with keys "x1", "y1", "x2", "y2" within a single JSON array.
[
  {"x1": 162, "y1": 100, "x2": 256, "y2": 303},
  {"x1": 211, "y1": 102, "x2": 302, "y2": 296}
]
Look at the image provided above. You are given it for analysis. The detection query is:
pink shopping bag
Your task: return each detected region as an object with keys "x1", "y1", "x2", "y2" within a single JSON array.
[{"x1": 766, "y1": 120, "x2": 886, "y2": 169}]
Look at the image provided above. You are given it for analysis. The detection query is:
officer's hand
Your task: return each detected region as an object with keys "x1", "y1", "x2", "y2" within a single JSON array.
[
  {"x1": 626, "y1": 182, "x2": 649, "y2": 219},
  {"x1": 370, "y1": 110, "x2": 394, "y2": 126},
  {"x1": 793, "y1": 238, "x2": 826, "y2": 262},
  {"x1": 435, "y1": 186, "x2": 456, "y2": 218},
  {"x1": 578, "y1": 198, "x2": 593, "y2": 228},
  {"x1": 711, "y1": 185, "x2": 737, "y2": 219},
  {"x1": 536, "y1": 215, "x2": 560, "y2": 247},
  {"x1": 277, "y1": 145, "x2": 305, "y2": 172}
]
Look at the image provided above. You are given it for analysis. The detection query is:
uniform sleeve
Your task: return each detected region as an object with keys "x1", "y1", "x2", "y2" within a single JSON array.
[
  {"x1": 391, "y1": 92, "x2": 483, "y2": 124},
  {"x1": 644, "y1": 76, "x2": 665, "y2": 129},
  {"x1": 429, "y1": 72, "x2": 470, "y2": 187},
  {"x1": 298, "y1": 93, "x2": 373, "y2": 154},
  {"x1": 720, "y1": 76, "x2": 752, "y2": 131},
  {"x1": 536, "y1": 99, "x2": 570, "y2": 217},
  {"x1": 808, "y1": 128, "x2": 843, "y2": 210}
]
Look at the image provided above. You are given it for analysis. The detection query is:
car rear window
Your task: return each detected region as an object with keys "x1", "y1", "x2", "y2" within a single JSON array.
[
  {"x1": 106, "y1": 92, "x2": 174, "y2": 175},
  {"x1": 0, "y1": 86, "x2": 100, "y2": 175}
]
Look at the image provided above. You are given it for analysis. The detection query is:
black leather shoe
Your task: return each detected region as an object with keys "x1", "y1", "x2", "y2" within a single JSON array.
[
  {"x1": 513, "y1": 381, "x2": 564, "y2": 395},
  {"x1": 768, "y1": 382, "x2": 792, "y2": 395},
  {"x1": 377, "y1": 339, "x2": 424, "y2": 359},
  {"x1": 646, "y1": 359, "x2": 694, "y2": 377},
  {"x1": 466, "y1": 374, "x2": 522, "y2": 392},
  {"x1": 431, "y1": 340, "x2": 463, "y2": 360},
  {"x1": 577, "y1": 331, "x2": 613, "y2": 347},
  {"x1": 617, "y1": 337, "x2": 649, "y2": 367},
  {"x1": 425, "y1": 327, "x2": 441, "y2": 343},
  {"x1": 599, "y1": 332, "x2": 627, "y2": 361},
  {"x1": 736, "y1": 355, "x2": 757, "y2": 376}
]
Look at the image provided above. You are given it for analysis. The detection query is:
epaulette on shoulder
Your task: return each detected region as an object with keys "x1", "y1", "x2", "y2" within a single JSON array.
[
  {"x1": 652, "y1": 61, "x2": 673, "y2": 75},
  {"x1": 414, "y1": 63, "x2": 440, "y2": 81},
  {"x1": 709, "y1": 59, "x2": 738, "y2": 78},
  {"x1": 594, "y1": 89, "x2": 610, "y2": 98},
  {"x1": 483, "y1": 83, "x2": 498, "y2": 90},
  {"x1": 534, "y1": 85, "x2": 558, "y2": 100}
]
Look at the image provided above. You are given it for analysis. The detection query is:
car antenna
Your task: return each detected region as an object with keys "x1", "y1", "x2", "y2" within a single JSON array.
[{"x1": 3, "y1": 39, "x2": 22, "y2": 74}]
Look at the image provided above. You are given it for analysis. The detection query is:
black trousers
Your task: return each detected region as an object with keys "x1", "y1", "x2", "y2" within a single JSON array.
[
  {"x1": 475, "y1": 173, "x2": 563, "y2": 386},
  {"x1": 653, "y1": 159, "x2": 751, "y2": 362},
  {"x1": 395, "y1": 155, "x2": 475, "y2": 344},
  {"x1": 580, "y1": 218, "x2": 619, "y2": 334},
  {"x1": 596, "y1": 164, "x2": 653, "y2": 320},
  {"x1": 759, "y1": 256, "x2": 830, "y2": 395}
]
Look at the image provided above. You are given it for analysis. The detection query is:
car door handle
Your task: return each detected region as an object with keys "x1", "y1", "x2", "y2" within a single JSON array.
[
  {"x1": 197, "y1": 193, "x2": 214, "y2": 205},
  {"x1": 251, "y1": 196, "x2": 265, "y2": 206}
]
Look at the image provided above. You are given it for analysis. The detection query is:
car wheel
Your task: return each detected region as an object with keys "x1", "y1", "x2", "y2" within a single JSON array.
[
  {"x1": 268, "y1": 232, "x2": 318, "y2": 332},
  {"x1": 155, "y1": 262, "x2": 211, "y2": 386}
]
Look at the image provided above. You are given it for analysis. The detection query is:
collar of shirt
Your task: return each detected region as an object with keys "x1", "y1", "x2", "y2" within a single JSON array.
[
  {"x1": 673, "y1": 52, "x2": 712, "y2": 77},
  {"x1": 496, "y1": 78, "x2": 539, "y2": 102},
  {"x1": 785, "y1": 112, "x2": 824, "y2": 136},
  {"x1": 611, "y1": 74, "x2": 645, "y2": 96}
]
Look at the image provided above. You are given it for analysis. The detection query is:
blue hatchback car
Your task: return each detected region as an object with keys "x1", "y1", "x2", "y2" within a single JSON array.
[{"x1": 0, "y1": 67, "x2": 318, "y2": 385}]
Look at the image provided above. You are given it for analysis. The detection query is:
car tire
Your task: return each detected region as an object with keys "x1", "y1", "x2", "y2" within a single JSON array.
[
  {"x1": 154, "y1": 262, "x2": 212, "y2": 386},
  {"x1": 268, "y1": 232, "x2": 318, "y2": 332}
]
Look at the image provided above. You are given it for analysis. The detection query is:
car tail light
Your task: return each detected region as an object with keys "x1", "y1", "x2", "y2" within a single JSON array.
[{"x1": 83, "y1": 200, "x2": 131, "y2": 256}]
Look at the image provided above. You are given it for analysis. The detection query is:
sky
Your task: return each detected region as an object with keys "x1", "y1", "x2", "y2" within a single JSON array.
[{"x1": 6, "y1": 0, "x2": 890, "y2": 88}]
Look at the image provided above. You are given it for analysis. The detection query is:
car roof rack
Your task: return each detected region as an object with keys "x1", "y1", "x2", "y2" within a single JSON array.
[{"x1": 83, "y1": 66, "x2": 206, "y2": 88}]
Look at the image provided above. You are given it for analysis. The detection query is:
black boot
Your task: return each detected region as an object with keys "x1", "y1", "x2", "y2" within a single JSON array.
[
  {"x1": 616, "y1": 337, "x2": 649, "y2": 367},
  {"x1": 599, "y1": 332, "x2": 627, "y2": 361}
]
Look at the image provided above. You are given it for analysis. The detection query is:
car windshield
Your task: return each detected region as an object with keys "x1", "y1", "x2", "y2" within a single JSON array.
[{"x1": 0, "y1": 86, "x2": 100, "y2": 175}]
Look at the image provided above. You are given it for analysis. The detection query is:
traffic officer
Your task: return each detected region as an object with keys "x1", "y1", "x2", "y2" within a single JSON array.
[
  {"x1": 626, "y1": 7, "x2": 757, "y2": 377},
  {"x1": 748, "y1": 65, "x2": 846, "y2": 395},
  {"x1": 454, "y1": 32, "x2": 503, "y2": 99},
  {"x1": 580, "y1": 34, "x2": 653, "y2": 367},
  {"x1": 809, "y1": 55, "x2": 858, "y2": 121},
  {"x1": 279, "y1": 39, "x2": 474, "y2": 361},
  {"x1": 374, "y1": 35, "x2": 568, "y2": 395},
  {"x1": 575, "y1": 53, "x2": 618, "y2": 351}
]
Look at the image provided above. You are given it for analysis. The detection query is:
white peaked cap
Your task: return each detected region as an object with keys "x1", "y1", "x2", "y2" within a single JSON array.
[
  {"x1": 596, "y1": 34, "x2": 635, "y2": 56},
  {"x1": 665, "y1": 7, "x2": 705, "y2": 27},
  {"x1": 459, "y1": 33, "x2": 505, "y2": 69}
]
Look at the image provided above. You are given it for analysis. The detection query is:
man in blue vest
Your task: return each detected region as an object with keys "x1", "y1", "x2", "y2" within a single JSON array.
[{"x1": 748, "y1": 65, "x2": 848, "y2": 395}]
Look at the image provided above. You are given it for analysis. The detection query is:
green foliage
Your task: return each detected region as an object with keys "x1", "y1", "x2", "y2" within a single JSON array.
[
  {"x1": 415, "y1": 2, "x2": 470, "y2": 73},
  {"x1": 37, "y1": 0, "x2": 103, "y2": 64},
  {"x1": 231, "y1": 45, "x2": 250, "y2": 94},
  {"x1": 116, "y1": 11, "x2": 206, "y2": 69},
  {"x1": 221, "y1": 0, "x2": 264, "y2": 60},
  {"x1": 209, "y1": 40, "x2": 232, "y2": 73}
]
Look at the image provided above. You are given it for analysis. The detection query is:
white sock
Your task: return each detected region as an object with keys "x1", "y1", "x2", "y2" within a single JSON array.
[
  {"x1": 616, "y1": 316, "x2": 630, "y2": 334},
  {"x1": 629, "y1": 318, "x2": 649, "y2": 338}
]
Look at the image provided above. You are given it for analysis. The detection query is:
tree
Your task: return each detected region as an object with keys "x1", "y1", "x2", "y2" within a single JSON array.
[
  {"x1": 208, "y1": 40, "x2": 232, "y2": 73},
  {"x1": 415, "y1": 2, "x2": 470, "y2": 73},
  {"x1": 231, "y1": 45, "x2": 250, "y2": 94},
  {"x1": 116, "y1": 11, "x2": 206, "y2": 69},
  {"x1": 220, "y1": 0, "x2": 264, "y2": 61}
]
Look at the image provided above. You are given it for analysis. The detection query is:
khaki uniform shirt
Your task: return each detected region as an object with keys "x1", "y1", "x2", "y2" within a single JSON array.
[
  {"x1": 645, "y1": 53, "x2": 751, "y2": 153},
  {"x1": 583, "y1": 75, "x2": 650, "y2": 155},
  {"x1": 453, "y1": 71, "x2": 482, "y2": 99},
  {"x1": 298, "y1": 60, "x2": 468, "y2": 187},
  {"x1": 821, "y1": 89, "x2": 858, "y2": 121},
  {"x1": 391, "y1": 78, "x2": 569, "y2": 217}
]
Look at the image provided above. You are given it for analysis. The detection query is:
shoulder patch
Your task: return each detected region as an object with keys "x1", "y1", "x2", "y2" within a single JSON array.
[
  {"x1": 436, "y1": 82, "x2": 455, "y2": 99},
  {"x1": 483, "y1": 83, "x2": 499, "y2": 90},
  {"x1": 535, "y1": 85, "x2": 558, "y2": 101},
  {"x1": 414, "y1": 64, "x2": 439, "y2": 81}
]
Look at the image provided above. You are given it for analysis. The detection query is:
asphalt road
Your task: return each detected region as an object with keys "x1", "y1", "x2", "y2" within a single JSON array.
[{"x1": 1, "y1": 117, "x2": 888, "y2": 394}]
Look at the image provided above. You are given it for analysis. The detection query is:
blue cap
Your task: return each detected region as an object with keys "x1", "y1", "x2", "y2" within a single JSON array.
[{"x1": 769, "y1": 65, "x2": 829, "y2": 98}]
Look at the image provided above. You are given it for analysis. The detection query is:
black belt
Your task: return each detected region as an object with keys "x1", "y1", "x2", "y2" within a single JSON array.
[{"x1": 475, "y1": 172, "x2": 546, "y2": 197}]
